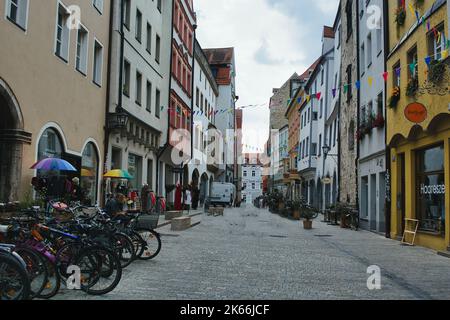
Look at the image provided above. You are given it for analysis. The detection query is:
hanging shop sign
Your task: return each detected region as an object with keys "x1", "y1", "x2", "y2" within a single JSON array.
[
  {"x1": 404, "y1": 102, "x2": 428, "y2": 124},
  {"x1": 322, "y1": 177, "x2": 332, "y2": 185}
]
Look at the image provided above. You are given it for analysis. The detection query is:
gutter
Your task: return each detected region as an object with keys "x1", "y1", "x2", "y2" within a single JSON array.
[
  {"x1": 156, "y1": 0, "x2": 176, "y2": 197},
  {"x1": 102, "y1": 0, "x2": 116, "y2": 206},
  {"x1": 383, "y1": 0, "x2": 391, "y2": 239}
]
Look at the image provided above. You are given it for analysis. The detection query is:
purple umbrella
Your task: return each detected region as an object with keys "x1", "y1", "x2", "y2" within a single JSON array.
[{"x1": 30, "y1": 158, "x2": 77, "y2": 171}]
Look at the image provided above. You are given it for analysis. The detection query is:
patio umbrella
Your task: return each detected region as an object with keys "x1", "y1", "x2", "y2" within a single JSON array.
[
  {"x1": 81, "y1": 168, "x2": 94, "y2": 177},
  {"x1": 103, "y1": 169, "x2": 133, "y2": 180},
  {"x1": 30, "y1": 158, "x2": 77, "y2": 171}
]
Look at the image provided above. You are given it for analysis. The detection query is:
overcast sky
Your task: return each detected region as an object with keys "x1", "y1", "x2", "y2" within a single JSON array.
[{"x1": 195, "y1": 0, "x2": 340, "y2": 153}]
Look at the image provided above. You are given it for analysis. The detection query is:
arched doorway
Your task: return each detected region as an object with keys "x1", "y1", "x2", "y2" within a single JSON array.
[
  {"x1": 191, "y1": 169, "x2": 200, "y2": 209},
  {"x1": 36, "y1": 127, "x2": 66, "y2": 199},
  {"x1": 209, "y1": 176, "x2": 214, "y2": 196},
  {"x1": 316, "y1": 179, "x2": 323, "y2": 210},
  {"x1": 81, "y1": 142, "x2": 99, "y2": 205},
  {"x1": 199, "y1": 173, "x2": 209, "y2": 205},
  {"x1": 332, "y1": 172, "x2": 337, "y2": 205},
  {"x1": 0, "y1": 79, "x2": 30, "y2": 202}
]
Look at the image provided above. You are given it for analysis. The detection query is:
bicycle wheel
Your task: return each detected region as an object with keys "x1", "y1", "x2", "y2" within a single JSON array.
[
  {"x1": 76, "y1": 246, "x2": 122, "y2": 296},
  {"x1": 112, "y1": 233, "x2": 135, "y2": 268},
  {"x1": 36, "y1": 253, "x2": 61, "y2": 300},
  {"x1": 129, "y1": 230, "x2": 145, "y2": 258},
  {"x1": 135, "y1": 228, "x2": 161, "y2": 260},
  {"x1": 14, "y1": 247, "x2": 48, "y2": 299},
  {"x1": 0, "y1": 254, "x2": 31, "y2": 300}
]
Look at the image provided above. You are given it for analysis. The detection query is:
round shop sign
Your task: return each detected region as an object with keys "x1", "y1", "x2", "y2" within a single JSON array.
[{"x1": 404, "y1": 102, "x2": 428, "y2": 124}]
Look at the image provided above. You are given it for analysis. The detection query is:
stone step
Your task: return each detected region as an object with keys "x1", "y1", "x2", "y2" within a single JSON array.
[
  {"x1": 165, "y1": 211, "x2": 183, "y2": 221},
  {"x1": 171, "y1": 216, "x2": 192, "y2": 231}
]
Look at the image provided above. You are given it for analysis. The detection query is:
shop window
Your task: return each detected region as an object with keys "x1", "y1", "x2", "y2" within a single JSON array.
[
  {"x1": 81, "y1": 143, "x2": 99, "y2": 205},
  {"x1": 415, "y1": 144, "x2": 445, "y2": 234}
]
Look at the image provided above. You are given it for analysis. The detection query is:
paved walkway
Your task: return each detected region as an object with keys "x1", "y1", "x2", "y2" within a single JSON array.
[{"x1": 56, "y1": 205, "x2": 450, "y2": 300}]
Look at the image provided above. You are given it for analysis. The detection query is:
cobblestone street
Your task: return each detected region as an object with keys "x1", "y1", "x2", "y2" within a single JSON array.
[{"x1": 57, "y1": 205, "x2": 450, "y2": 300}]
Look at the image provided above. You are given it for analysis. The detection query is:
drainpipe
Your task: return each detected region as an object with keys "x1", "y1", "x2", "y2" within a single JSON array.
[
  {"x1": 102, "y1": 0, "x2": 116, "y2": 206},
  {"x1": 156, "y1": 0, "x2": 175, "y2": 198},
  {"x1": 383, "y1": 0, "x2": 391, "y2": 238},
  {"x1": 355, "y1": 0, "x2": 361, "y2": 211}
]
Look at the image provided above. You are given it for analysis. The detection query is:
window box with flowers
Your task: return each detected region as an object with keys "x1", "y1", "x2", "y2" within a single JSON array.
[
  {"x1": 373, "y1": 113, "x2": 385, "y2": 129},
  {"x1": 389, "y1": 87, "x2": 401, "y2": 108},
  {"x1": 429, "y1": 59, "x2": 446, "y2": 84},
  {"x1": 395, "y1": 6, "x2": 406, "y2": 26},
  {"x1": 406, "y1": 76, "x2": 419, "y2": 97},
  {"x1": 367, "y1": 113, "x2": 376, "y2": 133}
]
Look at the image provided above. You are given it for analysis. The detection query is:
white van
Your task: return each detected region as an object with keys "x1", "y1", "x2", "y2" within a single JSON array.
[{"x1": 210, "y1": 182, "x2": 236, "y2": 207}]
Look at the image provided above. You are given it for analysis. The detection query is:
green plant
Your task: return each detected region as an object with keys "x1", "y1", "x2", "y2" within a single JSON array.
[
  {"x1": 395, "y1": 6, "x2": 406, "y2": 26},
  {"x1": 429, "y1": 59, "x2": 446, "y2": 84},
  {"x1": 388, "y1": 87, "x2": 401, "y2": 108},
  {"x1": 406, "y1": 77, "x2": 419, "y2": 96}
]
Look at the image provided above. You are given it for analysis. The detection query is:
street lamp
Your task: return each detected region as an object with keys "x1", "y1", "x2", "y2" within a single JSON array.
[
  {"x1": 107, "y1": 108, "x2": 129, "y2": 131},
  {"x1": 322, "y1": 145, "x2": 338, "y2": 159}
]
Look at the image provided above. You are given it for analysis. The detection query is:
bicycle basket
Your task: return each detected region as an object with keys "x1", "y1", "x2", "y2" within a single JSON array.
[{"x1": 136, "y1": 213, "x2": 160, "y2": 230}]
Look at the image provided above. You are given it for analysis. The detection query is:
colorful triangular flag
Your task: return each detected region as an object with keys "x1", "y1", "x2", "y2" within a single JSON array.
[
  {"x1": 315, "y1": 92, "x2": 322, "y2": 100},
  {"x1": 382, "y1": 72, "x2": 389, "y2": 82},
  {"x1": 332, "y1": 88, "x2": 337, "y2": 98},
  {"x1": 355, "y1": 81, "x2": 361, "y2": 90}
]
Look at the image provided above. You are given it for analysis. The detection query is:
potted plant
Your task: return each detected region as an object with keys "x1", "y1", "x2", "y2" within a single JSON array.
[
  {"x1": 300, "y1": 202, "x2": 319, "y2": 230},
  {"x1": 291, "y1": 199, "x2": 302, "y2": 220},
  {"x1": 395, "y1": 6, "x2": 406, "y2": 26},
  {"x1": 373, "y1": 113, "x2": 385, "y2": 128},
  {"x1": 367, "y1": 113, "x2": 376, "y2": 132},
  {"x1": 388, "y1": 87, "x2": 401, "y2": 108},
  {"x1": 429, "y1": 59, "x2": 446, "y2": 84},
  {"x1": 406, "y1": 76, "x2": 419, "y2": 96}
]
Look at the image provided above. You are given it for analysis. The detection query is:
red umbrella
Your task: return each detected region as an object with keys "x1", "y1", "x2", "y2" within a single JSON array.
[{"x1": 174, "y1": 183, "x2": 182, "y2": 211}]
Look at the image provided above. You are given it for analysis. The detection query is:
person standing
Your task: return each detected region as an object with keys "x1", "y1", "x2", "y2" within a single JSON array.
[{"x1": 185, "y1": 187, "x2": 192, "y2": 214}]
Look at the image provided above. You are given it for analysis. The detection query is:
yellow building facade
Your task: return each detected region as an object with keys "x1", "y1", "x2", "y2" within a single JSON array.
[{"x1": 386, "y1": 0, "x2": 450, "y2": 250}]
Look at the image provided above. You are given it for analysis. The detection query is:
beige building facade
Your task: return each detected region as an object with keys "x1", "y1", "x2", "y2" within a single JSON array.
[{"x1": 0, "y1": 0, "x2": 111, "y2": 204}]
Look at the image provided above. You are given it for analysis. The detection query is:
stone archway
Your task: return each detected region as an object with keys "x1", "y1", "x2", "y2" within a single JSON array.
[{"x1": 0, "y1": 79, "x2": 31, "y2": 203}]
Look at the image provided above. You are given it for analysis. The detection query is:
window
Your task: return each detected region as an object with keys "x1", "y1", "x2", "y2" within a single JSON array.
[
  {"x1": 346, "y1": 0, "x2": 353, "y2": 40},
  {"x1": 6, "y1": 0, "x2": 28, "y2": 30},
  {"x1": 93, "y1": 40, "x2": 103, "y2": 86},
  {"x1": 157, "y1": 0, "x2": 162, "y2": 12},
  {"x1": 321, "y1": 68, "x2": 324, "y2": 85},
  {"x1": 346, "y1": 64, "x2": 352, "y2": 102},
  {"x1": 55, "y1": 3, "x2": 70, "y2": 62},
  {"x1": 333, "y1": 119, "x2": 337, "y2": 147},
  {"x1": 146, "y1": 23, "x2": 152, "y2": 53},
  {"x1": 123, "y1": 0, "x2": 131, "y2": 29},
  {"x1": 320, "y1": 99, "x2": 323, "y2": 118},
  {"x1": 318, "y1": 135, "x2": 322, "y2": 156},
  {"x1": 155, "y1": 89, "x2": 160, "y2": 118},
  {"x1": 196, "y1": 88, "x2": 200, "y2": 107},
  {"x1": 76, "y1": 25, "x2": 89, "y2": 75},
  {"x1": 312, "y1": 112, "x2": 318, "y2": 121},
  {"x1": 305, "y1": 137, "x2": 309, "y2": 157},
  {"x1": 427, "y1": 23, "x2": 445, "y2": 61},
  {"x1": 376, "y1": 25, "x2": 382, "y2": 54},
  {"x1": 155, "y1": 35, "x2": 161, "y2": 63},
  {"x1": 416, "y1": 144, "x2": 445, "y2": 234},
  {"x1": 243, "y1": 170, "x2": 247, "y2": 177},
  {"x1": 407, "y1": 45, "x2": 418, "y2": 81},
  {"x1": 135, "y1": 71, "x2": 142, "y2": 105},
  {"x1": 393, "y1": 61, "x2": 401, "y2": 87},
  {"x1": 135, "y1": 9, "x2": 142, "y2": 42},
  {"x1": 123, "y1": 60, "x2": 131, "y2": 96},
  {"x1": 376, "y1": 92, "x2": 383, "y2": 117},
  {"x1": 252, "y1": 183, "x2": 256, "y2": 190},
  {"x1": 93, "y1": 0, "x2": 103, "y2": 14},
  {"x1": 252, "y1": 171, "x2": 256, "y2": 177},
  {"x1": 348, "y1": 120, "x2": 355, "y2": 151},
  {"x1": 311, "y1": 143, "x2": 317, "y2": 156},
  {"x1": 367, "y1": 33, "x2": 372, "y2": 67},
  {"x1": 361, "y1": 105, "x2": 366, "y2": 125},
  {"x1": 360, "y1": 43, "x2": 365, "y2": 75}
]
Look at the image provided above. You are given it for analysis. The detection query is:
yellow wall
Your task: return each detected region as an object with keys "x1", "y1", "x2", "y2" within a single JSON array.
[
  {"x1": 0, "y1": 1, "x2": 111, "y2": 200},
  {"x1": 387, "y1": 0, "x2": 450, "y2": 251}
]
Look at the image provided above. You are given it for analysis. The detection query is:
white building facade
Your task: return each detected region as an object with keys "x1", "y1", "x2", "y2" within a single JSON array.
[
  {"x1": 106, "y1": 0, "x2": 172, "y2": 198},
  {"x1": 242, "y1": 155, "x2": 263, "y2": 203},
  {"x1": 188, "y1": 40, "x2": 218, "y2": 205},
  {"x1": 357, "y1": 0, "x2": 386, "y2": 232}
]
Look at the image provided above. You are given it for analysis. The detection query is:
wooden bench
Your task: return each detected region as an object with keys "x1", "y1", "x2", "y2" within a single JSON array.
[
  {"x1": 207, "y1": 206, "x2": 224, "y2": 216},
  {"x1": 165, "y1": 211, "x2": 183, "y2": 221},
  {"x1": 171, "y1": 216, "x2": 191, "y2": 231}
]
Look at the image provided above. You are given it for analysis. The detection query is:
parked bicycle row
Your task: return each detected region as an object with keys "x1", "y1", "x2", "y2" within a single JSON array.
[{"x1": 0, "y1": 198, "x2": 162, "y2": 300}]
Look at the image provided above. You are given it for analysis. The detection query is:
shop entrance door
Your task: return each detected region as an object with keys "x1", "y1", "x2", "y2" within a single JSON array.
[{"x1": 398, "y1": 154, "x2": 406, "y2": 236}]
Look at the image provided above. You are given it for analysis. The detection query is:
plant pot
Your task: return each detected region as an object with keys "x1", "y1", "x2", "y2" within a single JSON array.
[
  {"x1": 303, "y1": 220, "x2": 313, "y2": 230},
  {"x1": 293, "y1": 210, "x2": 301, "y2": 220},
  {"x1": 340, "y1": 214, "x2": 347, "y2": 228},
  {"x1": 278, "y1": 202, "x2": 285, "y2": 211}
]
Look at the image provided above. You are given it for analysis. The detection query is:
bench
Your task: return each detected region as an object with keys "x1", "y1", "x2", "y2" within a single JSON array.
[
  {"x1": 207, "y1": 206, "x2": 224, "y2": 216},
  {"x1": 171, "y1": 216, "x2": 191, "y2": 231},
  {"x1": 165, "y1": 211, "x2": 183, "y2": 221}
]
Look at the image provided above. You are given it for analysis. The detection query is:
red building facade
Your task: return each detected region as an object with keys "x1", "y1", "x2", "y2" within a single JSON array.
[{"x1": 169, "y1": 0, "x2": 196, "y2": 150}]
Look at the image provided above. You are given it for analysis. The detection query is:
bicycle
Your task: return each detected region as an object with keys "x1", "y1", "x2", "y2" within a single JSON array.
[{"x1": 0, "y1": 243, "x2": 31, "y2": 300}]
